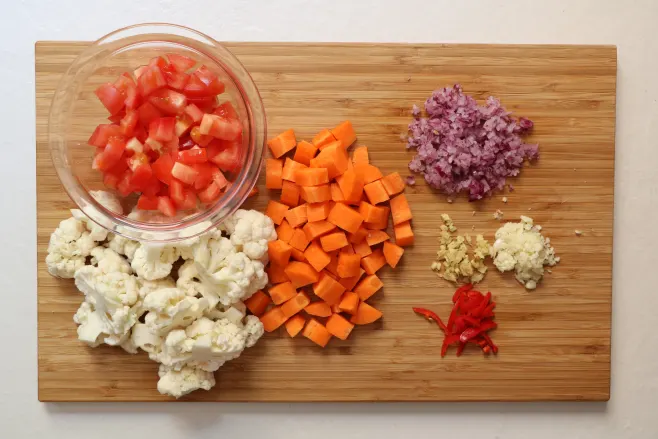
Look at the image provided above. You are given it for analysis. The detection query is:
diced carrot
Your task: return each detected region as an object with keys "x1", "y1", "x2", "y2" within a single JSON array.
[
  {"x1": 269, "y1": 281, "x2": 297, "y2": 305},
  {"x1": 284, "y1": 204, "x2": 308, "y2": 228},
  {"x1": 267, "y1": 129, "x2": 297, "y2": 158},
  {"x1": 348, "y1": 226, "x2": 369, "y2": 244},
  {"x1": 358, "y1": 201, "x2": 388, "y2": 224},
  {"x1": 326, "y1": 313, "x2": 355, "y2": 340},
  {"x1": 303, "y1": 241, "x2": 331, "y2": 272},
  {"x1": 268, "y1": 239, "x2": 292, "y2": 267},
  {"x1": 390, "y1": 193, "x2": 413, "y2": 225},
  {"x1": 276, "y1": 219, "x2": 295, "y2": 243},
  {"x1": 332, "y1": 303, "x2": 342, "y2": 313},
  {"x1": 260, "y1": 306, "x2": 288, "y2": 332},
  {"x1": 284, "y1": 314, "x2": 306, "y2": 337},
  {"x1": 355, "y1": 163, "x2": 384, "y2": 184},
  {"x1": 293, "y1": 140, "x2": 318, "y2": 166},
  {"x1": 310, "y1": 144, "x2": 349, "y2": 179},
  {"x1": 312, "y1": 128, "x2": 336, "y2": 149},
  {"x1": 284, "y1": 261, "x2": 320, "y2": 288},
  {"x1": 338, "y1": 291, "x2": 360, "y2": 315},
  {"x1": 353, "y1": 240, "x2": 372, "y2": 258},
  {"x1": 281, "y1": 291, "x2": 311, "y2": 318},
  {"x1": 383, "y1": 241, "x2": 405, "y2": 268},
  {"x1": 327, "y1": 202, "x2": 364, "y2": 234},
  {"x1": 338, "y1": 268, "x2": 365, "y2": 291},
  {"x1": 394, "y1": 220, "x2": 415, "y2": 246},
  {"x1": 337, "y1": 252, "x2": 361, "y2": 278},
  {"x1": 280, "y1": 180, "x2": 300, "y2": 207},
  {"x1": 303, "y1": 220, "x2": 337, "y2": 241},
  {"x1": 331, "y1": 120, "x2": 357, "y2": 149},
  {"x1": 299, "y1": 184, "x2": 332, "y2": 203},
  {"x1": 361, "y1": 248, "x2": 387, "y2": 275},
  {"x1": 354, "y1": 274, "x2": 384, "y2": 300},
  {"x1": 343, "y1": 243, "x2": 355, "y2": 255},
  {"x1": 313, "y1": 272, "x2": 346, "y2": 305},
  {"x1": 267, "y1": 263, "x2": 289, "y2": 284},
  {"x1": 350, "y1": 302, "x2": 383, "y2": 325},
  {"x1": 318, "y1": 139, "x2": 343, "y2": 152},
  {"x1": 365, "y1": 230, "x2": 390, "y2": 247},
  {"x1": 289, "y1": 228, "x2": 310, "y2": 252},
  {"x1": 290, "y1": 247, "x2": 306, "y2": 262},
  {"x1": 330, "y1": 182, "x2": 345, "y2": 202},
  {"x1": 295, "y1": 167, "x2": 329, "y2": 186},
  {"x1": 282, "y1": 158, "x2": 308, "y2": 182},
  {"x1": 302, "y1": 318, "x2": 332, "y2": 347},
  {"x1": 304, "y1": 301, "x2": 332, "y2": 317},
  {"x1": 363, "y1": 205, "x2": 390, "y2": 230},
  {"x1": 352, "y1": 146, "x2": 369, "y2": 165},
  {"x1": 381, "y1": 172, "x2": 405, "y2": 196},
  {"x1": 244, "y1": 291, "x2": 271, "y2": 317},
  {"x1": 307, "y1": 202, "x2": 332, "y2": 222},
  {"x1": 336, "y1": 168, "x2": 364, "y2": 204},
  {"x1": 265, "y1": 158, "x2": 283, "y2": 189},
  {"x1": 364, "y1": 180, "x2": 390, "y2": 205},
  {"x1": 265, "y1": 200, "x2": 289, "y2": 225},
  {"x1": 320, "y1": 231, "x2": 349, "y2": 252},
  {"x1": 325, "y1": 251, "x2": 340, "y2": 277}
]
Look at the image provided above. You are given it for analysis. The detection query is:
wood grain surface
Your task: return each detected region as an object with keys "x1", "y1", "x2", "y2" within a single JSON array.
[{"x1": 36, "y1": 41, "x2": 616, "y2": 402}]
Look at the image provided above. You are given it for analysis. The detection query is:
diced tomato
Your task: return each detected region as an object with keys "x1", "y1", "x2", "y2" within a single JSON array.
[
  {"x1": 213, "y1": 101, "x2": 238, "y2": 119},
  {"x1": 184, "y1": 104, "x2": 204, "y2": 123},
  {"x1": 148, "y1": 56, "x2": 169, "y2": 70},
  {"x1": 212, "y1": 167, "x2": 229, "y2": 189},
  {"x1": 106, "y1": 155, "x2": 129, "y2": 175},
  {"x1": 137, "y1": 102, "x2": 163, "y2": 127},
  {"x1": 133, "y1": 124, "x2": 148, "y2": 143},
  {"x1": 193, "y1": 66, "x2": 225, "y2": 95},
  {"x1": 179, "y1": 135, "x2": 195, "y2": 150},
  {"x1": 190, "y1": 126, "x2": 213, "y2": 146},
  {"x1": 205, "y1": 138, "x2": 226, "y2": 159},
  {"x1": 137, "y1": 65, "x2": 167, "y2": 97},
  {"x1": 114, "y1": 73, "x2": 136, "y2": 93},
  {"x1": 133, "y1": 65, "x2": 148, "y2": 79},
  {"x1": 171, "y1": 162, "x2": 199, "y2": 185},
  {"x1": 152, "y1": 154, "x2": 175, "y2": 185},
  {"x1": 149, "y1": 117, "x2": 176, "y2": 142},
  {"x1": 130, "y1": 163, "x2": 154, "y2": 191},
  {"x1": 200, "y1": 114, "x2": 242, "y2": 141},
  {"x1": 88, "y1": 124, "x2": 123, "y2": 147},
  {"x1": 95, "y1": 137, "x2": 127, "y2": 171},
  {"x1": 141, "y1": 176, "x2": 162, "y2": 197},
  {"x1": 120, "y1": 110, "x2": 139, "y2": 136},
  {"x1": 117, "y1": 170, "x2": 134, "y2": 196},
  {"x1": 169, "y1": 179, "x2": 196, "y2": 209},
  {"x1": 95, "y1": 83, "x2": 125, "y2": 115},
  {"x1": 157, "y1": 196, "x2": 177, "y2": 217},
  {"x1": 192, "y1": 162, "x2": 215, "y2": 190},
  {"x1": 177, "y1": 147, "x2": 207, "y2": 165},
  {"x1": 164, "y1": 69, "x2": 191, "y2": 90},
  {"x1": 103, "y1": 172, "x2": 121, "y2": 189},
  {"x1": 125, "y1": 137, "x2": 144, "y2": 154},
  {"x1": 210, "y1": 139, "x2": 242, "y2": 173},
  {"x1": 148, "y1": 88, "x2": 187, "y2": 115},
  {"x1": 182, "y1": 74, "x2": 210, "y2": 98},
  {"x1": 137, "y1": 194, "x2": 159, "y2": 210},
  {"x1": 167, "y1": 53, "x2": 196, "y2": 72},
  {"x1": 144, "y1": 136, "x2": 164, "y2": 154},
  {"x1": 164, "y1": 137, "x2": 180, "y2": 159},
  {"x1": 186, "y1": 96, "x2": 217, "y2": 113},
  {"x1": 175, "y1": 115, "x2": 193, "y2": 137},
  {"x1": 197, "y1": 181, "x2": 222, "y2": 204},
  {"x1": 107, "y1": 111, "x2": 125, "y2": 124}
]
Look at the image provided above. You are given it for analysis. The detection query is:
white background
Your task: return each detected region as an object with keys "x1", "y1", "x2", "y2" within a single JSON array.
[{"x1": 1, "y1": 0, "x2": 657, "y2": 438}]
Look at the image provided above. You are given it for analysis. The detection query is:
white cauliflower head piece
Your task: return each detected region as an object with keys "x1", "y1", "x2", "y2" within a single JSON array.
[
  {"x1": 142, "y1": 288, "x2": 208, "y2": 336},
  {"x1": 90, "y1": 246, "x2": 132, "y2": 274},
  {"x1": 157, "y1": 364, "x2": 215, "y2": 399},
  {"x1": 195, "y1": 253, "x2": 267, "y2": 306},
  {"x1": 131, "y1": 243, "x2": 180, "y2": 281},
  {"x1": 220, "y1": 209, "x2": 276, "y2": 261},
  {"x1": 106, "y1": 234, "x2": 140, "y2": 261},
  {"x1": 46, "y1": 217, "x2": 96, "y2": 278}
]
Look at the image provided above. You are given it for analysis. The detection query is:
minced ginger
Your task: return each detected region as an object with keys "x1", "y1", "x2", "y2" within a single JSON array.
[{"x1": 431, "y1": 214, "x2": 490, "y2": 284}]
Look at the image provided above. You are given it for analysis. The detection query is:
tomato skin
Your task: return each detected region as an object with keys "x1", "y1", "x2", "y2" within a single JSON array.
[
  {"x1": 177, "y1": 148, "x2": 208, "y2": 165},
  {"x1": 169, "y1": 178, "x2": 186, "y2": 205},
  {"x1": 148, "y1": 56, "x2": 169, "y2": 70},
  {"x1": 192, "y1": 163, "x2": 215, "y2": 190},
  {"x1": 137, "y1": 65, "x2": 167, "y2": 97},
  {"x1": 164, "y1": 69, "x2": 191, "y2": 90},
  {"x1": 133, "y1": 65, "x2": 148, "y2": 79},
  {"x1": 117, "y1": 170, "x2": 134, "y2": 196},
  {"x1": 213, "y1": 101, "x2": 238, "y2": 119},
  {"x1": 103, "y1": 172, "x2": 121, "y2": 189},
  {"x1": 157, "y1": 196, "x2": 177, "y2": 217},
  {"x1": 107, "y1": 111, "x2": 125, "y2": 124},
  {"x1": 88, "y1": 124, "x2": 123, "y2": 147},
  {"x1": 95, "y1": 137, "x2": 127, "y2": 171},
  {"x1": 120, "y1": 110, "x2": 139, "y2": 136},
  {"x1": 137, "y1": 102, "x2": 163, "y2": 128},
  {"x1": 133, "y1": 124, "x2": 148, "y2": 143},
  {"x1": 199, "y1": 114, "x2": 242, "y2": 141},
  {"x1": 148, "y1": 117, "x2": 176, "y2": 142},
  {"x1": 212, "y1": 167, "x2": 229, "y2": 189},
  {"x1": 152, "y1": 153, "x2": 175, "y2": 185},
  {"x1": 184, "y1": 104, "x2": 204, "y2": 123},
  {"x1": 148, "y1": 89, "x2": 187, "y2": 115},
  {"x1": 95, "y1": 83, "x2": 125, "y2": 115},
  {"x1": 209, "y1": 139, "x2": 242, "y2": 173},
  {"x1": 130, "y1": 163, "x2": 154, "y2": 191},
  {"x1": 167, "y1": 53, "x2": 196, "y2": 72},
  {"x1": 194, "y1": 66, "x2": 225, "y2": 95},
  {"x1": 190, "y1": 126, "x2": 213, "y2": 146},
  {"x1": 137, "y1": 194, "x2": 159, "y2": 210},
  {"x1": 197, "y1": 181, "x2": 221, "y2": 204},
  {"x1": 171, "y1": 162, "x2": 199, "y2": 185}
]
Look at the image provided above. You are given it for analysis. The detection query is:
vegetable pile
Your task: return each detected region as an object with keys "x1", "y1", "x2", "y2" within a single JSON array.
[
  {"x1": 413, "y1": 284, "x2": 498, "y2": 357},
  {"x1": 46, "y1": 191, "x2": 278, "y2": 398},
  {"x1": 258, "y1": 121, "x2": 415, "y2": 346},
  {"x1": 406, "y1": 84, "x2": 538, "y2": 200},
  {"x1": 89, "y1": 53, "x2": 246, "y2": 217}
]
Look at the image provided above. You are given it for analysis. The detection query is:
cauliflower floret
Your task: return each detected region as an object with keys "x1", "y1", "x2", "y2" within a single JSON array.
[
  {"x1": 131, "y1": 322, "x2": 164, "y2": 357},
  {"x1": 138, "y1": 277, "x2": 176, "y2": 299},
  {"x1": 89, "y1": 190, "x2": 123, "y2": 215},
  {"x1": 177, "y1": 260, "x2": 218, "y2": 304},
  {"x1": 157, "y1": 364, "x2": 215, "y2": 399},
  {"x1": 106, "y1": 234, "x2": 140, "y2": 261},
  {"x1": 195, "y1": 253, "x2": 267, "y2": 306},
  {"x1": 243, "y1": 315, "x2": 265, "y2": 348},
  {"x1": 46, "y1": 217, "x2": 96, "y2": 278},
  {"x1": 220, "y1": 209, "x2": 276, "y2": 261},
  {"x1": 90, "y1": 247, "x2": 132, "y2": 274},
  {"x1": 193, "y1": 235, "x2": 236, "y2": 272},
  {"x1": 131, "y1": 244, "x2": 180, "y2": 280},
  {"x1": 73, "y1": 301, "x2": 105, "y2": 347},
  {"x1": 142, "y1": 288, "x2": 208, "y2": 335},
  {"x1": 71, "y1": 209, "x2": 109, "y2": 242},
  {"x1": 204, "y1": 303, "x2": 246, "y2": 324}
]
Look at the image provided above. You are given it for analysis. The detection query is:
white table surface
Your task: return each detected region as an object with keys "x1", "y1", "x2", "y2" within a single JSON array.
[{"x1": 2, "y1": 0, "x2": 657, "y2": 437}]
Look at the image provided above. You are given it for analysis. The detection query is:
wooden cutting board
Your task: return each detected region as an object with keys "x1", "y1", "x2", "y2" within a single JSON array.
[{"x1": 36, "y1": 41, "x2": 616, "y2": 402}]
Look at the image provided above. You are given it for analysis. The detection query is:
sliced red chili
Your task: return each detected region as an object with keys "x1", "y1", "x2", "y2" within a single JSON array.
[
  {"x1": 452, "y1": 283, "x2": 472, "y2": 303},
  {"x1": 412, "y1": 307, "x2": 448, "y2": 333}
]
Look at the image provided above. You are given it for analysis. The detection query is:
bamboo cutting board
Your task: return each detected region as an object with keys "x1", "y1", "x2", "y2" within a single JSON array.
[{"x1": 36, "y1": 41, "x2": 616, "y2": 402}]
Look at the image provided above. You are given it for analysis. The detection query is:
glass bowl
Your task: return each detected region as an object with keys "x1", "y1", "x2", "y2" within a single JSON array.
[{"x1": 48, "y1": 23, "x2": 266, "y2": 243}]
